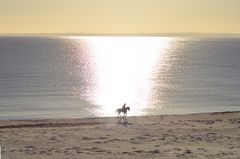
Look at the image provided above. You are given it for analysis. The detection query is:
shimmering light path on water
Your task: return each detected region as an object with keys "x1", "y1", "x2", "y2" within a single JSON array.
[{"x1": 0, "y1": 36, "x2": 240, "y2": 119}]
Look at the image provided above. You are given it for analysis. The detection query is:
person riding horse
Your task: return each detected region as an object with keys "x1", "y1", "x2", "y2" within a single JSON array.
[{"x1": 116, "y1": 103, "x2": 130, "y2": 123}]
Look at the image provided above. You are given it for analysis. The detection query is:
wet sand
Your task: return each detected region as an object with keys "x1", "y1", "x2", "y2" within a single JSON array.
[{"x1": 0, "y1": 111, "x2": 240, "y2": 159}]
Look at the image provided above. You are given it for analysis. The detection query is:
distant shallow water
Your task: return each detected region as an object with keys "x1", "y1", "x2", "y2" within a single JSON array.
[{"x1": 0, "y1": 36, "x2": 240, "y2": 119}]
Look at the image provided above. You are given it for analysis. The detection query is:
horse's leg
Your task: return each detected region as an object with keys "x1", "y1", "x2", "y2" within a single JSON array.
[
  {"x1": 123, "y1": 112, "x2": 128, "y2": 123},
  {"x1": 120, "y1": 113, "x2": 124, "y2": 123},
  {"x1": 118, "y1": 117, "x2": 120, "y2": 123},
  {"x1": 117, "y1": 113, "x2": 121, "y2": 123},
  {"x1": 123, "y1": 115, "x2": 128, "y2": 123},
  {"x1": 116, "y1": 111, "x2": 120, "y2": 123},
  {"x1": 117, "y1": 114, "x2": 119, "y2": 122},
  {"x1": 121, "y1": 113, "x2": 124, "y2": 122},
  {"x1": 120, "y1": 113, "x2": 124, "y2": 122}
]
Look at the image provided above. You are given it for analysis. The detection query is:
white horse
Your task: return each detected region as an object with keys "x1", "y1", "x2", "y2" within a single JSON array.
[{"x1": 116, "y1": 106, "x2": 130, "y2": 123}]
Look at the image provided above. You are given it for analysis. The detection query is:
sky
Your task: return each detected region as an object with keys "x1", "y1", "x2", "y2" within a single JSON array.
[{"x1": 0, "y1": 0, "x2": 240, "y2": 34}]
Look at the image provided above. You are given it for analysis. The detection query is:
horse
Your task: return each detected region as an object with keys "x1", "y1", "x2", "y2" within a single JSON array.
[{"x1": 116, "y1": 106, "x2": 130, "y2": 123}]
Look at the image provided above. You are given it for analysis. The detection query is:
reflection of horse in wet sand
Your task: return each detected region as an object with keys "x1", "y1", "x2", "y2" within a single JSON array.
[{"x1": 116, "y1": 106, "x2": 130, "y2": 123}]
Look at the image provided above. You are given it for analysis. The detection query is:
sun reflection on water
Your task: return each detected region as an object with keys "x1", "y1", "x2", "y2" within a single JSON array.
[{"x1": 68, "y1": 36, "x2": 172, "y2": 116}]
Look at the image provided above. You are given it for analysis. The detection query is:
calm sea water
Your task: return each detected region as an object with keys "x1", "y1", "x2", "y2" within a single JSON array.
[{"x1": 0, "y1": 36, "x2": 240, "y2": 119}]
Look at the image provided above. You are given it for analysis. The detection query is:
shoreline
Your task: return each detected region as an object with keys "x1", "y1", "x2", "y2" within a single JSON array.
[
  {"x1": 0, "y1": 110, "x2": 239, "y2": 121},
  {"x1": 0, "y1": 111, "x2": 240, "y2": 123},
  {"x1": 1, "y1": 111, "x2": 240, "y2": 159}
]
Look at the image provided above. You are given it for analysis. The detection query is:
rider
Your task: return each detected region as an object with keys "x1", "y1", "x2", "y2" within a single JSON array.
[{"x1": 122, "y1": 103, "x2": 126, "y2": 110}]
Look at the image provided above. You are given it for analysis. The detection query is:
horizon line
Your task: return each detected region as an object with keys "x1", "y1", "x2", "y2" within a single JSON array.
[{"x1": 1, "y1": 32, "x2": 240, "y2": 37}]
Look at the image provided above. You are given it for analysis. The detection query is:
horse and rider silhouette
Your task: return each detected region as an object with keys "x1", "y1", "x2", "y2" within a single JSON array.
[{"x1": 116, "y1": 103, "x2": 130, "y2": 123}]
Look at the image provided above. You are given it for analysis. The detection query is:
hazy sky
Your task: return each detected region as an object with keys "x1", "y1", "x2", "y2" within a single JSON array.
[{"x1": 0, "y1": 0, "x2": 240, "y2": 34}]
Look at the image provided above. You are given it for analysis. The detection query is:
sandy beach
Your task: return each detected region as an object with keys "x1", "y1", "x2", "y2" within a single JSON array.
[{"x1": 0, "y1": 111, "x2": 240, "y2": 159}]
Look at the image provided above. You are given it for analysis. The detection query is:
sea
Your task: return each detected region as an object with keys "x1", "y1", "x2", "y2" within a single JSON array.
[{"x1": 0, "y1": 36, "x2": 240, "y2": 119}]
